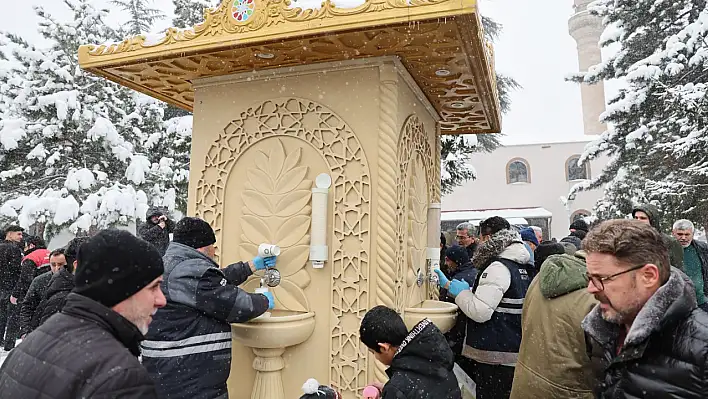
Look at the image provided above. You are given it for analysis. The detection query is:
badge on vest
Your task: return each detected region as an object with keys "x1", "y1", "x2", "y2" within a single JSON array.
[
  {"x1": 519, "y1": 268, "x2": 529, "y2": 280},
  {"x1": 220, "y1": 278, "x2": 227, "y2": 287}
]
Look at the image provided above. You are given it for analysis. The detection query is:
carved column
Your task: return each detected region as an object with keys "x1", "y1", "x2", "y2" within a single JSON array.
[
  {"x1": 429, "y1": 124, "x2": 442, "y2": 300},
  {"x1": 374, "y1": 64, "x2": 399, "y2": 383},
  {"x1": 250, "y1": 348, "x2": 286, "y2": 399}
]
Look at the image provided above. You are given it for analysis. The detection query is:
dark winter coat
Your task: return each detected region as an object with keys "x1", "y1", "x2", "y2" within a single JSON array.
[
  {"x1": 0, "y1": 293, "x2": 158, "y2": 398},
  {"x1": 142, "y1": 242, "x2": 269, "y2": 399},
  {"x1": 632, "y1": 204, "x2": 684, "y2": 270},
  {"x1": 0, "y1": 240, "x2": 22, "y2": 292},
  {"x1": 18, "y1": 270, "x2": 52, "y2": 337},
  {"x1": 36, "y1": 267, "x2": 74, "y2": 327},
  {"x1": 11, "y1": 247, "x2": 49, "y2": 302},
  {"x1": 439, "y1": 245, "x2": 477, "y2": 356},
  {"x1": 692, "y1": 240, "x2": 708, "y2": 296},
  {"x1": 383, "y1": 318, "x2": 462, "y2": 399},
  {"x1": 583, "y1": 268, "x2": 708, "y2": 398},
  {"x1": 138, "y1": 207, "x2": 174, "y2": 256},
  {"x1": 510, "y1": 252, "x2": 596, "y2": 399}
]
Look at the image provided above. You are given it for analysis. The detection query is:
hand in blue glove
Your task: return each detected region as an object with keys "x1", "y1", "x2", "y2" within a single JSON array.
[
  {"x1": 448, "y1": 279, "x2": 471, "y2": 297},
  {"x1": 253, "y1": 256, "x2": 277, "y2": 271},
  {"x1": 262, "y1": 291, "x2": 275, "y2": 309},
  {"x1": 433, "y1": 268, "x2": 449, "y2": 288}
]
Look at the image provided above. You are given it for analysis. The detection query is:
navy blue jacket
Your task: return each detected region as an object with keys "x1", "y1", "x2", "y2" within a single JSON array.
[
  {"x1": 440, "y1": 245, "x2": 477, "y2": 355},
  {"x1": 142, "y1": 242, "x2": 269, "y2": 399}
]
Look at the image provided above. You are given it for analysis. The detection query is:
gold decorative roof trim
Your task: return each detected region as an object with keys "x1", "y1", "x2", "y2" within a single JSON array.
[{"x1": 78, "y1": 0, "x2": 501, "y2": 134}]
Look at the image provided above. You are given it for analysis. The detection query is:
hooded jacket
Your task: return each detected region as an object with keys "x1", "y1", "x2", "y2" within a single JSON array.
[
  {"x1": 439, "y1": 245, "x2": 477, "y2": 355},
  {"x1": 138, "y1": 207, "x2": 174, "y2": 256},
  {"x1": 456, "y1": 229, "x2": 531, "y2": 365},
  {"x1": 0, "y1": 293, "x2": 158, "y2": 398},
  {"x1": 632, "y1": 204, "x2": 684, "y2": 270},
  {"x1": 142, "y1": 242, "x2": 269, "y2": 399},
  {"x1": 510, "y1": 252, "x2": 597, "y2": 399},
  {"x1": 583, "y1": 268, "x2": 708, "y2": 398},
  {"x1": 382, "y1": 318, "x2": 462, "y2": 399}
]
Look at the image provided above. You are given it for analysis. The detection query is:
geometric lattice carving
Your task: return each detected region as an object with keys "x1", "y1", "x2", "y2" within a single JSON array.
[
  {"x1": 194, "y1": 98, "x2": 369, "y2": 398},
  {"x1": 395, "y1": 115, "x2": 434, "y2": 312}
]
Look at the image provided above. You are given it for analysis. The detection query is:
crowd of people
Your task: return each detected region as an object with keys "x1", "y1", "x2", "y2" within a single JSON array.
[{"x1": 0, "y1": 202, "x2": 707, "y2": 398}]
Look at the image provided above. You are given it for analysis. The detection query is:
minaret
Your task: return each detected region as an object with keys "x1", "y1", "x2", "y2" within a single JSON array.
[{"x1": 569, "y1": 0, "x2": 607, "y2": 135}]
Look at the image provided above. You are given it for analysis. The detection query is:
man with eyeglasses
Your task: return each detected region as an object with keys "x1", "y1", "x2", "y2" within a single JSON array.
[
  {"x1": 582, "y1": 219, "x2": 708, "y2": 398},
  {"x1": 456, "y1": 222, "x2": 478, "y2": 259}
]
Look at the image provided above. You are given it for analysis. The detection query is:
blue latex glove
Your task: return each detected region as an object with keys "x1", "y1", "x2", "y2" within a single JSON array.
[
  {"x1": 263, "y1": 291, "x2": 275, "y2": 309},
  {"x1": 433, "y1": 268, "x2": 449, "y2": 288},
  {"x1": 253, "y1": 256, "x2": 277, "y2": 271},
  {"x1": 448, "y1": 279, "x2": 471, "y2": 297}
]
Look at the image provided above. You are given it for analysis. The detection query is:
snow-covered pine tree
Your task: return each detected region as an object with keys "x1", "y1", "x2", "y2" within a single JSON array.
[
  {"x1": 111, "y1": 0, "x2": 165, "y2": 35},
  {"x1": 440, "y1": 15, "x2": 519, "y2": 194},
  {"x1": 172, "y1": 0, "x2": 218, "y2": 28},
  {"x1": 0, "y1": 0, "x2": 189, "y2": 237},
  {"x1": 568, "y1": 0, "x2": 708, "y2": 230}
]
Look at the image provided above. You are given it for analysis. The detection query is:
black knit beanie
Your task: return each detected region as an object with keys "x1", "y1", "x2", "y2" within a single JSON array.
[
  {"x1": 73, "y1": 229, "x2": 164, "y2": 308},
  {"x1": 173, "y1": 217, "x2": 216, "y2": 249}
]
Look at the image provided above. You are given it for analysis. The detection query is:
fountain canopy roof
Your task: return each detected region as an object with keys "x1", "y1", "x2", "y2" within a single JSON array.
[{"x1": 78, "y1": 0, "x2": 500, "y2": 134}]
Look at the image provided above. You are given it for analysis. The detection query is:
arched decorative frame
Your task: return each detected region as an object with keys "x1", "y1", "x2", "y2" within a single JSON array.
[
  {"x1": 571, "y1": 209, "x2": 591, "y2": 223},
  {"x1": 395, "y1": 115, "x2": 436, "y2": 311},
  {"x1": 193, "y1": 98, "x2": 371, "y2": 396},
  {"x1": 506, "y1": 157, "x2": 531, "y2": 184},
  {"x1": 566, "y1": 155, "x2": 591, "y2": 181}
]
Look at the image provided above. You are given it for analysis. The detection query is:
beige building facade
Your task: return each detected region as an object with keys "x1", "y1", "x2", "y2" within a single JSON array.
[{"x1": 441, "y1": 140, "x2": 608, "y2": 240}]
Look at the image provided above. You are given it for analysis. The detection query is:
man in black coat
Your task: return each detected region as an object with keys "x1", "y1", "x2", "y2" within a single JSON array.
[
  {"x1": 10, "y1": 236, "x2": 49, "y2": 308},
  {"x1": 18, "y1": 248, "x2": 66, "y2": 338},
  {"x1": 582, "y1": 220, "x2": 708, "y2": 398},
  {"x1": 32, "y1": 237, "x2": 88, "y2": 331},
  {"x1": 360, "y1": 305, "x2": 461, "y2": 398},
  {"x1": 0, "y1": 229, "x2": 166, "y2": 398},
  {"x1": 0, "y1": 225, "x2": 23, "y2": 350},
  {"x1": 138, "y1": 207, "x2": 174, "y2": 255}
]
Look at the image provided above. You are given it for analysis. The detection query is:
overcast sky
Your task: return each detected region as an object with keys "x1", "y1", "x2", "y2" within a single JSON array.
[{"x1": 0, "y1": 0, "x2": 595, "y2": 145}]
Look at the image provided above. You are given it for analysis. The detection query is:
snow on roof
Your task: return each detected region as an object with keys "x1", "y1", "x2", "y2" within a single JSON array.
[{"x1": 441, "y1": 207, "x2": 553, "y2": 223}]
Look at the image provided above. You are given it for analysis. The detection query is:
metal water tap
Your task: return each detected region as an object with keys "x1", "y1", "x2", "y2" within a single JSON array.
[{"x1": 261, "y1": 268, "x2": 282, "y2": 287}]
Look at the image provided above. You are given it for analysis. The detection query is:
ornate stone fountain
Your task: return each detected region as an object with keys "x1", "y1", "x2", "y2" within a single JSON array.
[{"x1": 78, "y1": 0, "x2": 500, "y2": 397}]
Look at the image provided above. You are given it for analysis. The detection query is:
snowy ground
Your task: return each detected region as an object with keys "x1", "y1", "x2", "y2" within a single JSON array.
[{"x1": 0, "y1": 349, "x2": 8, "y2": 367}]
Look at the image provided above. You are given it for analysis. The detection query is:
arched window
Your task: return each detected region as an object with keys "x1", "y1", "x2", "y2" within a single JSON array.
[
  {"x1": 506, "y1": 158, "x2": 530, "y2": 184},
  {"x1": 566, "y1": 155, "x2": 589, "y2": 181},
  {"x1": 571, "y1": 209, "x2": 590, "y2": 223}
]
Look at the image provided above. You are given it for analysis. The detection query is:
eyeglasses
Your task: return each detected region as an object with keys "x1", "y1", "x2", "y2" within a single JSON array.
[
  {"x1": 455, "y1": 235, "x2": 470, "y2": 240},
  {"x1": 586, "y1": 264, "x2": 647, "y2": 291}
]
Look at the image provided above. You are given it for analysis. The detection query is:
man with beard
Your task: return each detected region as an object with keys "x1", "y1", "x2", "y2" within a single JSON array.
[
  {"x1": 456, "y1": 222, "x2": 478, "y2": 259},
  {"x1": 583, "y1": 219, "x2": 708, "y2": 397},
  {"x1": 672, "y1": 219, "x2": 708, "y2": 312},
  {"x1": 443, "y1": 216, "x2": 531, "y2": 399}
]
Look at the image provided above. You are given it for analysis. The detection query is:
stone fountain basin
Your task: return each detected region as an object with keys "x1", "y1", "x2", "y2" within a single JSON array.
[
  {"x1": 231, "y1": 310, "x2": 316, "y2": 349},
  {"x1": 404, "y1": 300, "x2": 458, "y2": 333}
]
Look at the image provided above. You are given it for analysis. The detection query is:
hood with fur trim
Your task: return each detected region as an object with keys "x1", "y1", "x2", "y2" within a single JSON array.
[
  {"x1": 472, "y1": 229, "x2": 530, "y2": 269},
  {"x1": 582, "y1": 267, "x2": 696, "y2": 349}
]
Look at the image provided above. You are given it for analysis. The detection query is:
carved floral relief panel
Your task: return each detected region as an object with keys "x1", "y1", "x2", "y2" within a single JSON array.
[
  {"x1": 194, "y1": 98, "x2": 370, "y2": 397},
  {"x1": 237, "y1": 139, "x2": 313, "y2": 311}
]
